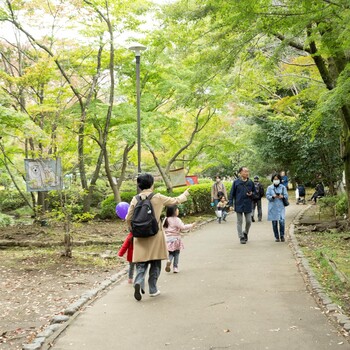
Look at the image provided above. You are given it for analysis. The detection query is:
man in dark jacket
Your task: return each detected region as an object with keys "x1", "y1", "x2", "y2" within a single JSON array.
[
  {"x1": 251, "y1": 176, "x2": 264, "y2": 222},
  {"x1": 229, "y1": 167, "x2": 256, "y2": 244}
]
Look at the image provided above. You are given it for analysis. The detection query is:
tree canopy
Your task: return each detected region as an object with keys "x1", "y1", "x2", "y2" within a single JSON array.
[{"x1": 0, "y1": 0, "x2": 348, "y2": 214}]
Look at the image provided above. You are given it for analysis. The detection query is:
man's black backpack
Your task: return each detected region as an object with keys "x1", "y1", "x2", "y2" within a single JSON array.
[{"x1": 131, "y1": 193, "x2": 159, "y2": 238}]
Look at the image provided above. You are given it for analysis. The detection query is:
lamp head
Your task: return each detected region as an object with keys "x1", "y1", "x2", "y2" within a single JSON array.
[{"x1": 128, "y1": 43, "x2": 147, "y2": 57}]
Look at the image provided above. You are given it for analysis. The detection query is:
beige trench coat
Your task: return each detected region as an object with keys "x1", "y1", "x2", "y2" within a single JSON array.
[{"x1": 125, "y1": 189, "x2": 189, "y2": 263}]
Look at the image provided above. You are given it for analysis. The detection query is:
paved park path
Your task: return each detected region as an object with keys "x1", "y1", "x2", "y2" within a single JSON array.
[{"x1": 49, "y1": 201, "x2": 350, "y2": 350}]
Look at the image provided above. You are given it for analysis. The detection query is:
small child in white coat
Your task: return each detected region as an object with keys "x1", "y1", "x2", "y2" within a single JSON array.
[
  {"x1": 216, "y1": 195, "x2": 229, "y2": 223},
  {"x1": 163, "y1": 205, "x2": 195, "y2": 273}
]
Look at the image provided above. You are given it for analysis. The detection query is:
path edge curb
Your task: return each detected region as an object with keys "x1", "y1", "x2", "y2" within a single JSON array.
[
  {"x1": 22, "y1": 268, "x2": 128, "y2": 350},
  {"x1": 21, "y1": 215, "x2": 218, "y2": 350},
  {"x1": 289, "y1": 205, "x2": 350, "y2": 340}
]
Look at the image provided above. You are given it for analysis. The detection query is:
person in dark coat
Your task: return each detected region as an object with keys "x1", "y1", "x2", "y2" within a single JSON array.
[
  {"x1": 310, "y1": 182, "x2": 325, "y2": 204},
  {"x1": 251, "y1": 175, "x2": 264, "y2": 222},
  {"x1": 229, "y1": 167, "x2": 256, "y2": 244}
]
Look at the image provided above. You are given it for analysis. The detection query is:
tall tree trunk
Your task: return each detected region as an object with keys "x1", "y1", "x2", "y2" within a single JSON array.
[
  {"x1": 113, "y1": 143, "x2": 135, "y2": 202},
  {"x1": 0, "y1": 142, "x2": 33, "y2": 210},
  {"x1": 304, "y1": 28, "x2": 350, "y2": 215},
  {"x1": 148, "y1": 146, "x2": 173, "y2": 192},
  {"x1": 340, "y1": 109, "x2": 350, "y2": 217},
  {"x1": 4, "y1": 5, "x2": 97, "y2": 213},
  {"x1": 83, "y1": 1, "x2": 119, "y2": 203}
]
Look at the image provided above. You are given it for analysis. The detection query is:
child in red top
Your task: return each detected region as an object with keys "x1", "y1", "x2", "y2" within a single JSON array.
[{"x1": 118, "y1": 232, "x2": 135, "y2": 284}]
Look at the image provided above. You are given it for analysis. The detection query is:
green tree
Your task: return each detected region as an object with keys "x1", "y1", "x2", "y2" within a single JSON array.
[{"x1": 160, "y1": 0, "x2": 349, "y2": 209}]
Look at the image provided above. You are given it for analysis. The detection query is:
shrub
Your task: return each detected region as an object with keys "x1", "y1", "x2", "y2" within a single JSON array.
[
  {"x1": 73, "y1": 212, "x2": 96, "y2": 222},
  {"x1": 335, "y1": 194, "x2": 348, "y2": 217},
  {"x1": 99, "y1": 181, "x2": 233, "y2": 219},
  {"x1": 0, "y1": 190, "x2": 29, "y2": 212},
  {"x1": 318, "y1": 194, "x2": 348, "y2": 218},
  {"x1": 0, "y1": 213, "x2": 14, "y2": 227},
  {"x1": 100, "y1": 196, "x2": 118, "y2": 219}
]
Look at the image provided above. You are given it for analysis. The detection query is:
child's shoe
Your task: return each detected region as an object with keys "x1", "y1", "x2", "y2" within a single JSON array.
[
  {"x1": 165, "y1": 260, "x2": 171, "y2": 272},
  {"x1": 173, "y1": 267, "x2": 179, "y2": 273}
]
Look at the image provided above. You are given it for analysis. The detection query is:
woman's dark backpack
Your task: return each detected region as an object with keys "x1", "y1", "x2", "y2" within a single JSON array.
[{"x1": 131, "y1": 193, "x2": 159, "y2": 238}]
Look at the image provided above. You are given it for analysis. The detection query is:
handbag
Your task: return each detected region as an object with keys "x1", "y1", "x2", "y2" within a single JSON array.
[
  {"x1": 274, "y1": 188, "x2": 289, "y2": 206},
  {"x1": 282, "y1": 197, "x2": 289, "y2": 207},
  {"x1": 215, "y1": 210, "x2": 222, "y2": 218}
]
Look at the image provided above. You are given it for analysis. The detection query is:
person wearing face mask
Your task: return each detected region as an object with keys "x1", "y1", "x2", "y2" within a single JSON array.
[
  {"x1": 211, "y1": 175, "x2": 228, "y2": 207},
  {"x1": 266, "y1": 173, "x2": 289, "y2": 242}
]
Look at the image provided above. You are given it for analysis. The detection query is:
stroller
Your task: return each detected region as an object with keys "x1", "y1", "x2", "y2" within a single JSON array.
[{"x1": 296, "y1": 184, "x2": 306, "y2": 205}]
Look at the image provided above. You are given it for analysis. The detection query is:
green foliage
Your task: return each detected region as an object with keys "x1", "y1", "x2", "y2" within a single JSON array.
[
  {"x1": 182, "y1": 184, "x2": 210, "y2": 214},
  {"x1": 1, "y1": 0, "x2": 349, "y2": 218},
  {"x1": 0, "y1": 190, "x2": 30, "y2": 212},
  {"x1": 100, "y1": 183, "x2": 218, "y2": 220},
  {"x1": 0, "y1": 213, "x2": 14, "y2": 227},
  {"x1": 73, "y1": 212, "x2": 96, "y2": 223},
  {"x1": 99, "y1": 190, "x2": 135, "y2": 219},
  {"x1": 318, "y1": 194, "x2": 348, "y2": 218},
  {"x1": 336, "y1": 194, "x2": 348, "y2": 217},
  {"x1": 251, "y1": 111, "x2": 342, "y2": 186},
  {"x1": 100, "y1": 196, "x2": 118, "y2": 220}
]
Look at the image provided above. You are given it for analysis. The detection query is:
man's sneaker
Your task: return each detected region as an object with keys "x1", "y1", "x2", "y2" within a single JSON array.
[
  {"x1": 165, "y1": 260, "x2": 171, "y2": 272},
  {"x1": 240, "y1": 237, "x2": 246, "y2": 244},
  {"x1": 243, "y1": 232, "x2": 248, "y2": 242},
  {"x1": 281, "y1": 237, "x2": 285, "y2": 242},
  {"x1": 134, "y1": 283, "x2": 142, "y2": 301},
  {"x1": 173, "y1": 267, "x2": 179, "y2": 273},
  {"x1": 275, "y1": 238, "x2": 280, "y2": 242},
  {"x1": 150, "y1": 290, "x2": 161, "y2": 297},
  {"x1": 252, "y1": 217, "x2": 255, "y2": 222}
]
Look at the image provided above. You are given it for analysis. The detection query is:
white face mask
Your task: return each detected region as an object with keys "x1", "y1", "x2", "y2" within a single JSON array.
[{"x1": 273, "y1": 180, "x2": 280, "y2": 185}]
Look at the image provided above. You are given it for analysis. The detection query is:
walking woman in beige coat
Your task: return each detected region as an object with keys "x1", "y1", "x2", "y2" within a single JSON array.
[{"x1": 126, "y1": 173, "x2": 191, "y2": 301}]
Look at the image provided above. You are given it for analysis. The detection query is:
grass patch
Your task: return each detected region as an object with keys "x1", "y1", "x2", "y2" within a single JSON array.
[{"x1": 296, "y1": 229, "x2": 350, "y2": 315}]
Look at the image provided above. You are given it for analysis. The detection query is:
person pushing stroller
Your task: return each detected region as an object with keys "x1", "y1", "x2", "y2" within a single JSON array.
[{"x1": 296, "y1": 183, "x2": 306, "y2": 205}]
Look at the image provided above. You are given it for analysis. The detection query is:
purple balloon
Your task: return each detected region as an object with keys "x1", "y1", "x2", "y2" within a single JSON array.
[{"x1": 116, "y1": 202, "x2": 130, "y2": 220}]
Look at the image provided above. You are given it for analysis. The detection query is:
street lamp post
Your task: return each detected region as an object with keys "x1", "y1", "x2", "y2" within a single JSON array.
[{"x1": 129, "y1": 43, "x2": 147, "y2": 176}]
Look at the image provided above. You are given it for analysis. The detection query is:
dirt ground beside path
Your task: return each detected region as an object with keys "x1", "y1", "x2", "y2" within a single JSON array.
[{"x1": 0, "y1": 221, "x2": 128, "y2": 350}]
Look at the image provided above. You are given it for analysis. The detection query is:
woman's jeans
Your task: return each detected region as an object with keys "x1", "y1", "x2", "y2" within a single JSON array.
[
  {"x1": 272, "y1": 220, "x2": 285, "y2": 239},
  {"x1": 134, "y1": 260, "x2": 161, "y2": 294},
  {"x1": 169, "y1": 250, "x2": 180, "y2": 268}
]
